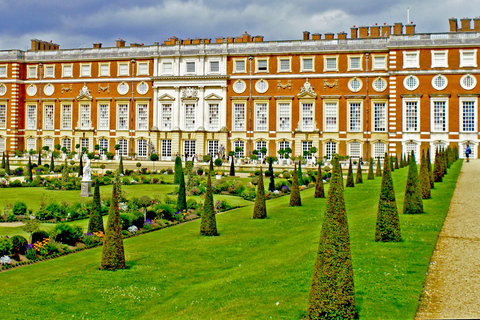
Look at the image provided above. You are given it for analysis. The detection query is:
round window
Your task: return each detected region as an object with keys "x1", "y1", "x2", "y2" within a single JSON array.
[
  {"x1": 117, "y1": 82, "x2": 129, "y2": 95},
  {"x1": 27, "y1": 84, "x2": 37, "y2": 97},
  {"x1": 255, "y1": 79, "x2": 269, "y2": 93},
  {"x1": 348, "y1": 77, "x2": 362, "y2": 92},
  {"x1": 0, "y1": 84, "x2": 6, "y2": 96},
  {"x1": 372, "y1": 77, "x2": 387, "y2": 92},
  {"x1": 431, "y1": 75, "x2": 447, "y2": 90},
  {"x1": 460, "y1": 74, "x2": 477, "y2": 90},
  {"x1": 403, "y1": 75, "x2": 419, "y2": 91},
  {"x1": 233, "y1": 80, "x2": 246, "y2": 94},
  {"x1": 44, "y1": 83, "x2": 54, "y2": 96},
  {"x1": 137, "y1": 82, "x2": 148, "y2": 95}
]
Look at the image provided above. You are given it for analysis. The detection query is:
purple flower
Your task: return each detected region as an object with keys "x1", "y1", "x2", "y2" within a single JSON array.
[
  {"x1": 281, "y1": 185, "x2": 290, "y2": 192},
  {"x1": 144, "y1": 219, "x2": 152, "y2": 225},
  {"x1": 25, "y1": 243, "x2": 35, "y2": 250},
  {"x1": 82, "y1": 232, "x2": 93, "y2": 238}
]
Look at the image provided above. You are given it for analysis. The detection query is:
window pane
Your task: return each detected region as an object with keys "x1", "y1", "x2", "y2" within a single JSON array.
[
  {"x1": 405, "y1": 101, "x2": 418, "y2": 131},
  {"x1": 462, "y1": 101, "x2": 475, "y2": 132},
  {"x1": 302, "y1": 103, "x2": 313, "y2": 130},
  {"x1": 138, "y1": 104, "x2": 148, "y2": 130},
  {"x1": 185, "y1": 104, "x2": 196, "y2": 130},
  {"x1": 0, "y1": 105, "x2": 6, "y2": 129},
  {"x1": 99, "y1": 104, "x2": 109, "y2": 130},
  {"x1": 118, "y1": 104, "x2": 128, "y2": 130},
  {"x1": 433, "y1": 101, "x2": 446, "y2": 132},
  {"x1": 278, "y1": 103, "x2": 290, "y2": 131},
  {"x1": 210, "y1": 61, "x2": 219, "y2": 72},
  {"x1": 209, "y1": 104, "x2": 219, "y2": 131},
  {"x1": 303, "y1": 58, "x2": 313, "y2": 70},
  {"x1": 234, "y1": 103, "x2": 245, "y2": 131},
  {"x1": 349, "y1": 102, "x2": 361, "y2": 131},
  {"x1": 325, "y1": 103, "x2": 337, "y2": 131},
  {"x1": 374, "y1": 102, "x2": 386, "y2": 132},
  {"x1": 44, "y1": 105, "x2": 54, "y2": 130},
  {"x1": 162, "y1": 104, "x2": 172, "y2": 130},
  {"x1": 256, "y1": 103, "x2": 268, "y2": 131}
]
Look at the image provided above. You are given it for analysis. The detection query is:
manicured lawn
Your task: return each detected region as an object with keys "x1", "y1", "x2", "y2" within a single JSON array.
[{"x1": 0, "y1": 161, "x2": 462, "y2": 319}]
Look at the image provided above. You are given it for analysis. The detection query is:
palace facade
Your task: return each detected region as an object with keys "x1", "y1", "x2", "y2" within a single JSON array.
[{"x1": 0, "y1": 17, "x2": 478, "y2": 162}]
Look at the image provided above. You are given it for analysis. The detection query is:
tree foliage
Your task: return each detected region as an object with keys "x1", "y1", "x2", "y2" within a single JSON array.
[
  {"x1": 403, "y1": 151, "x2": 424, "y2": 214},
  {"x1": 289, "y1": 163, "x2": 302, "y2": 206},
  {"x1": 355, "y1": 160, "x2": 363, "y2": 184},
  {"x1": 200, "y1": 172, "x2": 218, "y2": 236},
  {"x1": 88, "y1": 183, "x2": 104, "y2": 233},
  {"x1": 252, "y1": 167, "x2": 267, "y2": 219},
  {"x1": 176, "y1": 169, "x2": 187, "y2": 212},
  {"x1": 367, "y1": 158, "x2": 374, "y2": 180},
  {"x1": 419, "y1": 150, "x2": 431, "y2": 200},
  {"x1": 314, "y1": 163, "x2": 325, "y2": 198},
  {"x1": 345, "y1": 159, "x2": 354, "y2": 188}
]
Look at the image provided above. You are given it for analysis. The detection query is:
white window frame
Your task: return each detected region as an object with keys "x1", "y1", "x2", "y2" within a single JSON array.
[
  {"x1": 348, "y1": 142, "x2": 362, "y2": 159},
  {"x1": 372, "y1": 54, "x2": 387, "y2": 70},
  {"x1": 185, "y1": 61, "x2": 196, "y2": 74},
  {"x1": 137, "y1": 102, "x2": 148, "y2": 131},
  {"x1": 324, "y1": 55, "x2": 339, "y2": 72},
  {"x1": 403, "y1": 98, "x2": 420, "y2": 132},
  {"x1": 233, "y1": 58, "x2": 247, "y2": 73},
  {"x1": 79, "y1": 103, "x2": 91, "y2": 130},
  {"x1": 233, "y1": 80, "x2": 246, "y2": 94},
  {"x1": 324, "y1": 100, "x2": 339, "y2": 132},
  {"x1": 255, "y1": 57, "x2": 269, "y2": 73},
  {"x1": 403, "y1": 142, "x2": 419, "y2": 162},
  {"x1": 325, "y1": 141, "x2": 337, "y2": 160},
  {"x1": 234, "y1": 140, "x2": 245, "y2": 158},
  {"x1": 98, "y1": 102, "x2": 110, "y2": 130},
  {"x1": 432, "y1": 74, "x2": 448, "y2": 91},
  {"x1": 459, "y1": 97, "x2": 477, "y2": 133},
  {"x1": 137, "y1": 62, "x2": 149, "y2": 76},
  {"x1": 404, "y1": 75, "x2": 420, "y2": 91},
  {"x1": 161, "y1": 103, "x2": 172, "y2": 130},
  {"x1": 302, "y1": 141, "x2": 313, "y2": 160},
  {"x1": 118, "y1": 139, "x2": 128, "y2": 156},
  {"x1": 301, "y1": 102, "x2": 314, "y2": 131},
  {"x1": 117, "y1": 102, "x2": 129, "y2": 131},
  {"x1": 460, "y1": 74, "x2": 477, "y2": 90},
  {"x1": 208, "y1": 103, "x2": 220, "y2": 131},
  {"x1": 99, "y1": 63, "x2": 110, "y2": 77},
  {"x1": 372, "y1": 101, "x2": 387, "y2": 132},
  {"x1": 62, "y1": 64, "x2": 73, "y2": 78},
  {"x1": 277, "y1": 101, "x2": 291, "y2": 132},
  {"x1": 0, "y1": 138, "x2": 5, "y2": 153},
  {"x1": 255, "y1": 101, "x2": 268, "y2": 131},
  {"x1": 162, "y1": 61, "x2": 173, "y2": 75},
  {"x1": 209, "y1": 60, "x2": 220, "y2": 74},
  {"x1": 80, "y1": 63, "x2": 91, "y2": 77},
  {"x1": 347, "y1": 100, "x2": 363, "y2": 132},
  {"x1": 431, "y1": 50, "x2": 448, "y2": 68},
  {"x1": 183, "y1": 140, "x2": 196, "y2": 157},
  {"x1": 347, "y1": 55, "x2": 363, "y2": 71},
  {"x1": 372, "y1": 77, "x2": 387, "y2": 92},
  {"x1": 27, "y1": 104, "x2": 37, "y2": 130},
  {"x1": 278, "y1": 141, "x2": 290, "y2": 159},
  {"x1": 27, "y1": 138, "x2": 36, "y2": 152},
  {"x1": 44, "y1": 65, "x2": 55, "y2": 78},
  {"x1": 0, "y1": 65, "x2": 7, "y2": 78},
  {"x1": 233, "y1": 102, "x2": 246, "y2": 131},
  {"x1": 27, "y1": 66, "x2": 38, "y2": 79},
  {"x1": 0, "y1": 104, "x2": 6, "y2": 129},
  {"x1": 99, "y1": 138, "x2": 108, "y2": 155},
  {"x1": 430, "y1": 98, "x2": 448, "y2": 133},
  {"x1": 208, "y1": 140, "x2": 219, "y2": 157},
  {"x1": 374, "y1": 142, "x2": 386, "y2": 160},
  {"x1": 43, "y1": 138, "x2": 54, "y2": 151},
  {"x1": 403, "y1": 51, "x2": 420, "y2": 69},
  {"x1": 277, "y1": 57, "x2": 292, "y2": 73},
  {"x1": 44, "y1": 104, "x2": 54, "y2": 130},
  {"x1": 161, "y1": 140, "x2": 172, "y2": 160},
  {"x1": 62, "y1": 138, "x2": 71, "y2": 152},
  {"x1": 137, "y1": 139, "x2": 148, "y2": 157},
  {"x1": 460, "y1": 49, "x2": 477, "y2": 68},
  {"x1": 300, "y1": 56, "x2": 314, "y2": 72},
  {"x1": 117, "y1": 62, "x2": 130, "y2": 76},
  {"x1": 184, "y1": 103, "x2": 196, "y2": 130},
  {"x1": 80, "y1": 138, "x2": 89, "y2": 153},
  {"x1": 348, "y1": 77, "x2": 363, "y2": 92},
  {"x1": 256, "y1": 141, "x2": 267, "y2": 160}
]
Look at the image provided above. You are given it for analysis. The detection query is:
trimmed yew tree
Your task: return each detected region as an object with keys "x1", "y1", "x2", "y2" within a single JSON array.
[
  {"x1": 307, "y1": 158, "x2": 356, "y2": 319},
  {"x1": 314, "y1": 163, "x2": 325, "y2": 198},
  {"x1": 419, "y1": 150, "x2": 431, "y2": 200},
  {"x1": 5, "y1": 153, "x2": 10, "y2": 175},
  {"x1": 390, "y1": 155, "x2": 394, "y2": 172},
  {"x1": 101, "y1": 175, "x2": 126, "y2": 270},
  {"x1": 38, "y1": 149, "x2": 42, "y2": 166},
  {"x1": 1, "y1": 152, "x2": 4, "y2": 169},
  {"x1": 345, "y1": 159, "x2": 354, "y2": 188},
  {"x1": 229, "y1": 156, "x2": 235, "y2": 176},
  {"x1": 375, "y1": 154, "x2": 402, "y2": 242},
  {"x1": 403, "y1": 151, "x2": 424, "y2": 214},
  {"x1": 268, "y1": 157, "x2": 275, "y2": 192},
  {"x1": 289, "y1": 163, "x2": 302, "y2": 206},
  {"x1": 176, "y1": 169, "x2": 187, "y2": 212},
  {"x1": 88, "y1": 182, "x2": 104, "y2": 233},
  {"x1": 395, "y1": 156, "x2": 399, "y2": 170},
  {"x1": 367, "y1": 158, "x2": 375, "y2": 180},
  {"x1": 174, "y1": 156, "x2": 183, "y2": 183},
  {"x1": 200, "y1": 172, "x2": 218, "y2": 236},
  {"x1": 27, "y1": 156, "x2": 33, "y2": 182},
  {"x1": 355, "y1": 160, "x2": 363, "y2": 184},
  {"x1": 375, "y1": 157, "x2": 382, "y2": 177},
  {"x1": 119, "y1": 155, "x2": 124, "y2": 175},
  {"x1": 433, "y1": 149, "x2": 443, "y2": 183},
  {"x1": 79, "y1": 155, "x2": 83, "y2": 177},
  {"x1": 426, "y1": 148, "x2": 434, "y2": 189},
  {"x1": 50, "y1": 153, "x2": 54, "y2": 172},
  {"x1": 252, "y1": 167, "x2": 267, "y2": 219},
  {"x1": 297, "y1": 161, "x2": 304, "y2": 185}
]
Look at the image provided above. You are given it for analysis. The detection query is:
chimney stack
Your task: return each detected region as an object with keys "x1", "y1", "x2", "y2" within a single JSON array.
[
  {"x1": 405, "y1": 23, "x2": 416, "y2": 34},
  {"x1": 449, "y1": 18, "x2": 458, "y2": 32},
  {"x1": 393, "y1": 22, "x2": 403, "y2": 35},
  {"x1": 351, "y1": 26, "x2": 358, "y2": 39},
  {"x1": 461, "y1": 18, "x2": 472, "y2": 31},
  {"x1": 381, "y1": 24, "x2": 391, "y2": 37},
  {"x1": 474, "y1": 17, "x2": 480, "y2": 31},
  {"x1": 359, "y1": 26, "x2": 369, "y2": 38},
  {"x1": 370, "y1": 25, "x2": 380, "y2": 37},
  {"x1": 116, "y1": 39, "x2": 126, "y2": 47},
  {"x1": 303, "y1": 31, "x2": 310, "y2": 40},
  {"x1": 93, "y1": 42, "x2": 102, "y2": 49}
]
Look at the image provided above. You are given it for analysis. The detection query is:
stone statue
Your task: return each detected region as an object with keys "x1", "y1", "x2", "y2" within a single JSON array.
[
  {"x1": 82, "y1": 154, "x2": 92, "y2": 181},
  {"x1": 148, "y1": 141, "x2": 156, "y2": 154},
  {"x1": 219, "y1": 144, "x2": 225, "y2": 159}
]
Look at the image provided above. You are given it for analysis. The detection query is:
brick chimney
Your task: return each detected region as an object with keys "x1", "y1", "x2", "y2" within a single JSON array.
[
  {"x1": 351, "y1": 27, "x2": 358, "y2": 39},
  {"x1": 253, "y1": 36, "x2": 264, "y2": 42},
  {"x1": 370, "y1": 25, "x2": 380, "y2": 37},
  {"x1": 359, "y1": 26, "x2": 369, "y2": 38},
  {"x1": 405, "y1": 23, "x2": 416, "y2": 34},
  {"x1": 324, "y1": 33, "x2": 334, "y2": 40},
  {"x1": 215, "y1": 37, "x2": 224, "y2": 44},
  {"x1": 381, "y1": 24, "x2": 391, "y2": 37},
  {"x1": 311, "y1": 33, "x2": 322, "y2": 40},
  {"x1": 449, "y1": 18, "x2": 458, "y2": 32},
  {"x1": 93, "y1": 42, "x2": 102, "y2": 49},
  {"x1": 116, "y1": 39, "x2": 126, "y2": 47},
  {"x1": 303, "y1": 31, "x2": 310, "y2": 40},
  {"x1": 393, "y1": 22, "x2": 403, "y2": 34},
  {"x1": 474, "y1": 18, "x2": 480, "y2": 31},
  {"x1": 242, "y1": 32, "x2": 252, "y2": 42},
  {"x1": 337, "y1": 32, "x2": 347, "y2": 40},
  {"x1": 461, "y1": 18, "x2": 472, "y2": 31}
]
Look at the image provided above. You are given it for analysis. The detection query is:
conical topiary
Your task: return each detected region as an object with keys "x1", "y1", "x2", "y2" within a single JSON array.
[
  {"x1": 37, "y1": 149, "x2": 42, "y2": 166},
  {"x1": 289, "y1": 163, "x2": 302, "y2": 206},
  {"x1": 27, "y1": 156, "x2": 33, "y2": 182},
  {"x1": 5, "y1": 153, "x2": 10, "y2": 175},
  {"x1": 229, "y1": 156, "x2": 235, "y2": 176},
  {"x1": 253, "y1": 167, "x2": 267, "y2": 219},
  {"x1": 375, "y1": 154, "x2": 402, "y2": 242},
  {"x1": 426, "y1": 148, "x2": 434, "y2": 189},
  {"x1": 118, "y1": 155, "x2": 124, "y2": 175},
  {"x1": 200, "y1": 172, "x2": 218, "y2": 236},
  {"x1": 314, "y1": 163, "x2": 325, "y2": 198},
  {"x1": 419, "y1": 150, "x2": 431, "y2": 200},
  {"x1": 367, "y1": 158, "x2": 374, "y2": 180},
  {"x1": 433, "y1": 149, "x2": 443, "y2": 183},
  {"x1": 62, "y1": 159, "x2": 69, "y2": 185},
  {"x1": 307, "y1": 158, "x2": 356, "y2": 319},
  {"x1": 297, "y1": 161, "x2": 304, "y2": 186},
  {"x1": 209, "y1": 158, "x2": 214, "y2": 175},
  {"x1": 375, "y1": 157, "x2": 382, "y2": 177},
  {"x1": 390, "y1": 155, "x2": 394, "y2": 172},
  {"x1": 176, "y1": 169, "x2": 187, "y2": 212},
  {"x1": 88, "y1": 182, "x2": 104, "y2": 233},
  {"x1": 395, "y1": 156, "x2": 399, "y2": 170},
  {"x1": 268, "y1": 158, "x2": 275, "y2": 192},
  {"x1": 345, "y1": 159, "x2": 354, "y2": 188},
  {"x1": 101, "y1": 173, "x2": 126, "y2": 270},
  {"x1": 355, "y1": 159, "x2": 363, "y2": 184},
  {"x1": 1, "y1": 152, "x2": 4, "y2": 169},
  {"x1": 174, "y1": 156, "x2": 182, "y2": 183},
  {"x1": 79, "y1": 155, "x2": 83, "y2": 177},
  {"x1": 50, "y1": 153, "x2": 54, "y2": 172},
  {"x1": 403, "y1": 151, "x2": 424, "y2": 214}
]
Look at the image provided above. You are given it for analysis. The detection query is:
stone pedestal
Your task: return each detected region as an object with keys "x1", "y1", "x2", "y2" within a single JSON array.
[{"x1": 80, "y1": 180, "x2": 93, "y2": 197}]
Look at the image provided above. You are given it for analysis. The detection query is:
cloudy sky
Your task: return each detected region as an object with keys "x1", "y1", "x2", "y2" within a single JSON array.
[{"x1": 1, "y1": 0, "x2": 479, "y2": 50}]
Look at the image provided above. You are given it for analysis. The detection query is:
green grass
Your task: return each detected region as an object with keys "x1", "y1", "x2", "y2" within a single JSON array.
[{"x1": 0, "y1": 161, "x2": 462, "y2": 319}]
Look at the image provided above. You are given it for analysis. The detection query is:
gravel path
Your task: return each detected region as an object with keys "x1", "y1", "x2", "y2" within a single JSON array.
[{"x1": 416, "y1": 160, "x2": 480, "y2": 319}]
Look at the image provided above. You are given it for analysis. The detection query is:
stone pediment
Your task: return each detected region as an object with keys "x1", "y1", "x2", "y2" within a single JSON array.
[
  {"x1": 297, "y1": 79, "x2": 317, "y2": 99},
  {"x1": 158, "y1": 93, "x2": 175, "y2": 101},
  {"x1": 77, "y1": 83, "x2": 92, "y2": 100},
  {"x1": 205, "y1": 93, "x2": 223, "y2": 101}
]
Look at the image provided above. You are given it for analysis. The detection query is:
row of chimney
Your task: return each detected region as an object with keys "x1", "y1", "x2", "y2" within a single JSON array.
[
  {"x1": 164, "y1": 32, "x2": 264, "y2": 46},
  {"x1": 30, "y1": 39, "x2": 60, "y2": 51},
  {"x1": 449, "y1": 17, "x2": 480, "y2": 32}
]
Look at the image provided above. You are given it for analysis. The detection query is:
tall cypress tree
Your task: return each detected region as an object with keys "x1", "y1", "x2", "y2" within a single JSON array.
[
  {"x1": 62, "y1": 159, "x2": 69, "y2": 185},
  {"x1": 1, "y1": 152, "x2": 4, "y2": 169},
  {"x1": 268, "y1": 158, "x2": 275, "y2": 192},
  {"x1": 433, "y1": 149, "x2": 443, "y2": 182},
  {"x1": 355, "y1": 160, "x2": 363, "y2": 184},
  {"x1": 375, "y1": 157, "x2": 382, "y2": 177},
  {"x1": 118, "y1": 155, "x2": 124, "y2": 175},
  {"x1": 390, "y1": 155, "x2": 395, "y2": 172},
  {"x1": 307, "y1": 158, "x2": 356, "y2": 319},
  {"x1": 200, "y1": 172, "x2": 218, "y2": 236},
  {"x1": 297, "y1": 161, "x2": 304, "y2": 186},
  {"x1": 88, "y1": 182, "x2": 104, "y2": 233},
  {"x1": 419, "y1": 149, "x2": 431, "y2": 200},
  {"x1": 5, "y1": 153, "x2": 10, "y2": 175},
  {"x1": 253, "y1": 167, "x2": 267, "y2": 219},
  {"x1": 345, "y1": 159, "x2": 354, "y2": 188},
  {"x1": 426, "y1": 148, "x2": 434, "y2": 189},
  {"x1": 176, "y1": 169, "x2": 187, "y2": 212},
  {"x1": 79, "y1": 155, "x2": 83, "y2": 177},
  {"x1": 50, "y1": 153, "x2": 55, "y2": 172},
  {"x1": 394, "y1": 155, "x2": 399, "y2": 170},
  {"x1": 403, "y1": 151, "x2": 424, "y2": 214},
  {"x1": 314, "y1": 163, "x2": 325, "y2": 198},
  {"x1": 375, "y1": 154, "x2": 401, "y2": 242},
  {"x1": 27, "y1": 156, "x2": 33, "y2": 182},
  {"x1": 367, "y1": 157, "x2": 374, "y2": 180},
  {"x1": 229, "y1": 156, "x2": 235, "y2": 176},
  {"x1": 37, "y1": 149, "x2": 42, "y2": 166},
  {"x1": 289, "y1": 163, "x2": 302, "y2": 206},
  {"x1": 101, "y1": 173, "x2": 126, "y2": 270},
  {"x1": 174, "y1": 156, "x2": 182, "y2": 183}
]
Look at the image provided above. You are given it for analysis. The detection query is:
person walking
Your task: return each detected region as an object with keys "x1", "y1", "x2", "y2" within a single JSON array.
[{"x1": 466, "y1": 144, "x2": 471, "y2": 162}]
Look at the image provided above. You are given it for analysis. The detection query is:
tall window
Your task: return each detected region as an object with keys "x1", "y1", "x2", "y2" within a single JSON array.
[
  {"x1": 137, "y1": 104, "x2": 148, "y2": 130},
  {"x1": 62, "y1": 138, "x2": 71, "y2": 152},
  {"x1": 325, "y1": 102, "x2": 337, "y2": 132},
  {"x1": 432, "y1": 100, "x2": 446, "y2": 132},
  {"x1": 80, "y1": 104, "x2": 90, "y2": 129},
  {"x1": 162, "y1": 62, "x2": 173, "y2": 74},
  {"x1": 256, "y1": 103, "x2": 268, "y2": 131},
  {"x1": 374, "y1": 142, "x2": 386, "y2": 160},
  {"x1": 44, "y1": 105, "x2": 54, "y2": 130},
  {"x1": 404, "y1": 100, "x2": 418, "y2": 132},
  {"x1": 99, "y1": 139, "x2": 108, "y2": 155},
  {"x1": 44, "y1": 138, "x2": 53, "y2": 151},
  {"x1": 98, "y1": 104, "x2": 109, "y2": 130},
  {"x1": 234, "y1": 103, "x2": 245, "y2": 131},
  {"x1": 349, "y1": 102, "x2": 362, "y2": 132},
  {"x1": 208, "y1": 140, "x2": 219, "y2": 156},
  {"x1": 118, "y1": 139, "x2": 128, "y2": 156},
  {"x1": 138, "y1": 139, "x2": 147, "y2": 157},
  {"x1": 278, "y1": 141, "x2": 289, "y2": 159},
  {"x1": 184, "y1": 140, "x2": 196, "y2": 156},
  {"x1": 80, "y1": 138, "x2": 89, "y2": 152},
  {"x1": 278, "y1": 103, "x2": 290, "y2": 131},
  {"x1": 161, "y1": 140, "x2": 172, "y2": 159},
  {"x1": 349, "y1": 142, "x2": 361, "y2": 159},
  {"x1": 256, "y1": 141, "x2": 267, "y2": 160},
  {"x1": 118, "y1": 104, "x2": 128, "y2": 130},
  {"x1": 325, "y1": 142, "x2": 337, "y2": 160},
  {"x1": 0, "y1": 138, "x2": 4, "y2": 153},
  {"x1": 27, "y1": 105, "x2": 36, "y2": 130},
  {"x1": 373, "y1": 102, "x2": 386, "y2": 132},
  {"x1": 27, "y1": 138, "x2": 36, "y2": 152},
  {"x1": 208, "y1": 104, "x2": 219, "y2": 131},
  {"x1": 62, "y1": 105, "x2": 71, "y2": 130},
  {"x1": 462, "y1": 100, "x2": 476, "y2": 132},
  {"x1": 302, "y1": 141, "x2": 313, "y2": 160},
  {"x1": 161, "y1": 104, "x2": 172, "y2": 130},
  {"x1": 0, "y1": 104, "x2": 5, "y2": 129},
  {"x1": 185, "y1": 104, "x2": 196, "y2": 130},
  {"x1": 234, "y1": 141, "x2": 245, "y2": 157},
  {"x1": 302, "y1": 103, "x2": 314, "y2": 131},
  {"x1": 404, "y1": 142, "x2": 418, "y2": 161}
]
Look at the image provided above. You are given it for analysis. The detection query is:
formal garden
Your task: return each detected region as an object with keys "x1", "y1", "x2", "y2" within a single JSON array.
[{"x1": 0, "y1": 147, "x2": 462, "y2": 319}]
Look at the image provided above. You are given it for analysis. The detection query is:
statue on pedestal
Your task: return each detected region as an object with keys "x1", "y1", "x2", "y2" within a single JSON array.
[{"x1": 82, "y1": 155, "x2": 92, "y2": 181}]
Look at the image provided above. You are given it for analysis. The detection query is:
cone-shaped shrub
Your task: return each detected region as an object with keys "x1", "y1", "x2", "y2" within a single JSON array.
[
  {"x1": 62, "y1": 159, "x2": 69, "y2": 185},
  {"x1": 345, "y1": 159, "x2": 354, "y2": 188},
  {"x1": 419, "y1": 150, "x2": 431, "y2": 200},
  {"x1": 27, "y1": 156, "x2": 33, "y2": 182},
  {"x1": 253, "y1": 167, "x2": 267, "y2": 219},
  {"x1": 367, "y1": 158, "x2": 374, "y2": 180},
  {"x1": 395, "y1": 156, "x2": 399, "y2": 169},
  {"x1": 427, "y1": 148, "x2": 434, "y2": 189},
  {"x1": 209, "y1": 158, "x2": 214, "y2": 175},
  {"x1": 5, "y1": 153, "x2": 10, "y2": 175},
  {"x1": 268, "y1": 158, "x2": 275, "y2": 192},
  {"x1": 442, "y1": 148, "x2": 448, "y2": 175},
  {"x1": 118, "y1": 155, "x2": 124, "y2": 175},
  {"x1": 174, "y1": 156, "x2": 182, "y2": 183},
  {"x1": 375, "y1": 157, "x2": 382, "y2": 177},
  {"x1": 307, "y1": 158, "x2": 356, "y2": 319},
  {"x1": 229, "y1": 156, "x2": 235, "y2": 176},
  {"x1": 289, "y1": 163, "x2": 302, "y2": 206},
  {"x1": 375, "y1": 154, "x2": 401, "y2": 242},
  {"x1": 355, "y1": 160, "x2": 363, "y2": 184},
  {"x1": 390, "y1": 155, "x2": 394, "y2": 172},
  {"x1": 176, "y1": 169, "x2": 187, "y2": 212},
  {"x1": 50, "y1": 154, "x2": 54, "y2": 172},
  {"x1": 79, "y1": 155, "x2": 83, "y2": 177},
  {"x1": 314, "y1": 163, "x2": 325, "y2": 198},
  {"x1": 433, "y1": 149, "x2": 443, "y2": 182},
  {"x1": 38, "y1": 149, "x2": 42, "y2": 166},
  {"x1": 88, "y1": 183, "x2": 104, "y2": 233},
  {"x1": 101, "y1": 174, "x2": 126, "y2": 270},
  {"x1": 200, "y1": 172, "x2": 218, "y2": 236},
  {"x1": 1, "y1": 152, "x2": 4, "y2": 169},
  {"x1": 403, "y1": 151, "x2": 424, "y2": 214},
  {"x1": 297, "y1": 161, "x2": 304, "y2": 185}
]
